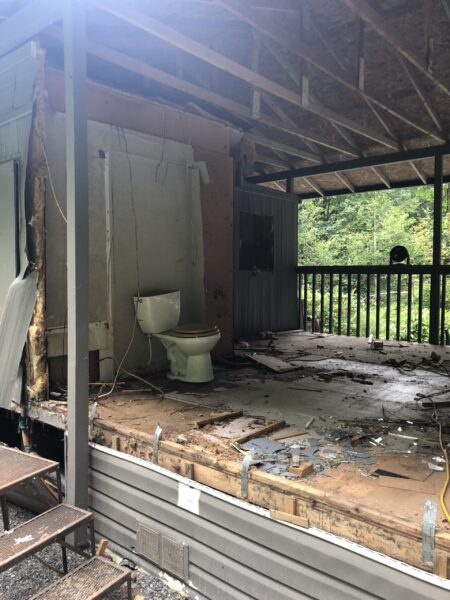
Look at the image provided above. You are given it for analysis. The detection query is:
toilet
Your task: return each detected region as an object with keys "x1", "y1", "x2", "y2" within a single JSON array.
[{"x1": 134, "y1": 291, "x2": 220, "y2": 383}]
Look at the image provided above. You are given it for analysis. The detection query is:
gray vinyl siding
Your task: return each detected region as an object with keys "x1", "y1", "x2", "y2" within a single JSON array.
[{"x1": 89, "y1": 444, "x2": 449, "y2": 600}]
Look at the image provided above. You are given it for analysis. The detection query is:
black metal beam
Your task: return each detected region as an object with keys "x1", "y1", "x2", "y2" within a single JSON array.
[
  {"x1": 296, "y1": 173, "x2": 450, "y2": 200},
  {"x1": 247, "y1": 143, "x2": 450, "y2": 184},
  {"x1": 429, "y1": 154, "x2": 443, "y2": 344}
]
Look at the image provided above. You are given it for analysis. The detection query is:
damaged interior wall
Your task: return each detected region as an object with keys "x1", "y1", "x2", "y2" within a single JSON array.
[
  {"x1": 0, "y1": 43, "x2": 41, "y2": 410},
  {"x1": 43, "y1": 68, "x2": 234, "y2": 381}
]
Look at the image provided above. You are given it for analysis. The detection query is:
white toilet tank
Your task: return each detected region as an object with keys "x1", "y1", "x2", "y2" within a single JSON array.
[{"x1": 134, "y1": 291, "x2": 181, "y2": 334}]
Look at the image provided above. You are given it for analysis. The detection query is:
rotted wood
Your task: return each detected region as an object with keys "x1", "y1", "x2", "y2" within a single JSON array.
[
  {"x1": 25, "y1": 50, "x2": 49, "y2": 404},
  {"x1": 94, "y1": 418, "x2": 450, "y2": 572}
]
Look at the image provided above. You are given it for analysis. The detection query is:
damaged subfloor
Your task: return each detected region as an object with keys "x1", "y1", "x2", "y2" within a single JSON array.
[{"x1": 34, "y1": 331, "x2": 450, "y2": 574}]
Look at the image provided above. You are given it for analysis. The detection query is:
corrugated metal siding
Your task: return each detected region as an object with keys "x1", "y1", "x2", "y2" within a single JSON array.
[
  {"x1": 234, "y1": 184, "x2": 298, "y2": 337},
  {"x1": 89, "y1": 444, "x2": 449, "y2": 600}
]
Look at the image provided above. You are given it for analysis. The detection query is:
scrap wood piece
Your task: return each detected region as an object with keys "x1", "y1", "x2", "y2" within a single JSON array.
[
  {"x1": 234, "y1": 420, "x2": 285, "y2": 444},
  {"x1": 195, "y1": 410, "x2": 243, "y2": 428},
  {"x1": 305, "y1": 416, "x2": 315, "y2": 429},
  {"x1": 434, "y1": 549, "x2": 449, "y2": 578},
  {"x1": 236, "y1": 352, "x2": 302, "y2": 373},
  {"x1": 288, "y1": 463, "x2": 314, "y2": 477},
  {"x1": 291, "y1": 354, "x2": 328, "y2": 362},
  {"x1": 96, "y1": 539, "x2": 109, "y2": 556},
  {"x1": 271, "y1": 429, "x2": 307, "y2": 441},
  {"x1": 270, "y1": 509, "x2": 309, "y2": 529}
]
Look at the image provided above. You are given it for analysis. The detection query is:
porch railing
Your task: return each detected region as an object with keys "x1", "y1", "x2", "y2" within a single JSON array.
[{"x1": 298, "y1": 265, "x2": 450, "y2": 345}]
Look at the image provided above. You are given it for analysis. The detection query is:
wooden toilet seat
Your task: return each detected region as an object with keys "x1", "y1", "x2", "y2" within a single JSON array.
[{"x1": 168, "y1": 323, "x2": 219, "y2": 338}]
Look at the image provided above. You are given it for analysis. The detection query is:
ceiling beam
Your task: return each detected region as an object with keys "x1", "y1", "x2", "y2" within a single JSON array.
[
  {"x1": 213, "y1": 0, "x2": 446, "y2": 142},
  {"x1": 341, "y1": 0, "x2": 450, "y2": 100},
  {"x1": 335, "y1": 171, "x2": 355, "y2": 193},
  {"x1": 0, "y1": 0, "x2": 62, "y2": 58},
  {"x1": 397, "y1": 56, "x2": 446, "y2": 136},
  {"x1": 371, "y1": 167, "x2": 391, "y2": 189},
  {"x1": 297, "y1": 173, "x2": 450, "y2": 200},
  {"x1": 46, "y1": 26, "x2": 349, "y2": 160},
  {"x1": 304, "y1": 176, "x2": 325, "y2": 197},
  {"x1": 97, "y1": 0, "x2": 399, "y2": 149},
  {"x1": 250, "y1": 133, "x2": 321, "y2": 162},
  {"x1": 246, "y1": 142, "x2": 450, "y2": 183},
  {"x1": 185, "y1": 99, "x2": 320, "y2": 162},
  {"x1": 409, "y1": 161, "x2": 427, "y2": 184}
]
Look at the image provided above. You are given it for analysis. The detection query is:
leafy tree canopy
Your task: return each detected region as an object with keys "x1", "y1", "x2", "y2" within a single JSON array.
[{"x1": 298, "y1": 184, "x2": 450, "y2": 266}]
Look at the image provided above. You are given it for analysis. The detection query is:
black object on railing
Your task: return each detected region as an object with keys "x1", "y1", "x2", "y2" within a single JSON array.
[{"x1": 298, "y1": 265, "x2": 450, "y2": 345}]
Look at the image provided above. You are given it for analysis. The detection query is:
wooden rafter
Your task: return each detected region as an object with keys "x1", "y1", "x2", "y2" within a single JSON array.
[
  {"x1": 341, "y1": 0, "x2": 450, "y2": 99},
  {"x1": 46, "y1": 27, "x2": 349, "y2": 161},
  {"x1": 304, "y1": 176, "x2": 325, "y2": 197},
  {"x1": 96, "y1": 0, "x2": 399, "y2": 149},
  {"x1": 213, "y1": 0, "x2": 446, "y2": 142},
  {"x1": 397, "y1": 56, "x2": 446, "y2": 136},
  {"x1": 409, "y1": 161, "x2": 427, "y2": 185}
]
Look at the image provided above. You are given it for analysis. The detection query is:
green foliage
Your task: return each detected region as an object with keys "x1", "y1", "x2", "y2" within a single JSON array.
[
  {"x1": 298, "y1": 184, "x2": 450, "y2": 266},
  {"x1": 298, "y1": 185, "x2": 450, "y2": 342}
]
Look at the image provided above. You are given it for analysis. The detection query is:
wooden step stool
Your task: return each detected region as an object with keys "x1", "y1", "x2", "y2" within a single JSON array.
[{"x1": 30, "y1": 556, "x2": 132, "y2": 599}]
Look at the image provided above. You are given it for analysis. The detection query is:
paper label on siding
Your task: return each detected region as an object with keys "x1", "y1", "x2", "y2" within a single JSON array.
[{"x1": 177, "y1": 483, "x2": 201, "y2": 515}]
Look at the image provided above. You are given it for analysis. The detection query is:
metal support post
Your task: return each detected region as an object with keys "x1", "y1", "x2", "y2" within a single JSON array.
[
  {"x1": 429, "y1": 153, "x2": 443, "y2": 344},
  {"x1": 64, "y1": 0, "x2": 90, "y2": 516}
]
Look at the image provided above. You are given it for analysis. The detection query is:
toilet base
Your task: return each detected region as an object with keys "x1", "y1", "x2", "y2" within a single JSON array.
[{"x1": 166, "y1": 353, "x2": 214, "y2": 383}]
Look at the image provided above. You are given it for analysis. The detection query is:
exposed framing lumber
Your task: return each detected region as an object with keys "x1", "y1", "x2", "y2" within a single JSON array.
[
  {"x1": 246, "y1": 142, "x2": 450, "y2": 183},
  {"x1": 341, "y1": 0, "x2": 450, "y2": 99},
  {"x1": 185, "y1": 99, "x2": 321, "y2": 163},
  {"x1": 94, "y1": 419, "x2": 450, "y2": 572},
  {"x1": 409, "y1": 161, "x2": 427, "y2": 185},
  {"x1": 335, "y1": 171, "x2": 355, "y2": 193},
  {"x1": 398, "y1": 56, "x2": 446, "y2": 136},
  {"x1": 250, "y1": 134, "x2": 320, "y2": 163},
  {"x1": 0, "y1": 0, "x2": 62, "y2": 59},
  {"x1": 371, "y1": 167, "x2": 391, "y2": 189},
  {"x1": 213, "y1": 0, "x2": 446, "y2": 143},
  {"x1": 304, "y1": 176, "x2": 325, "y2": 198},
  {"x1": 45, "y1": 27, "x2": 355, "y2": 158},
  {"x1": 297, "y1": 173, "x2": 450, "y2": 200},
  {"x1": 97, "y1": 0, "x2": 399, "y2": 149}
]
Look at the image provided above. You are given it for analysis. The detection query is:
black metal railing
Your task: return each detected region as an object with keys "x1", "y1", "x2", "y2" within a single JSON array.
[{"x1": 298, "y1": 265, "x2": 450, "y2": 345}]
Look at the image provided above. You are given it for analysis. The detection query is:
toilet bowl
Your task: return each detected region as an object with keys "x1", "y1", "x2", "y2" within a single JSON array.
[{"x1": 134, "y1": 292, "x2": 220, "y2": 383}]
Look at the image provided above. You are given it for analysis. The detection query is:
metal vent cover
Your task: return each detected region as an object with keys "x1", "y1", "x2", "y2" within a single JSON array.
[
  {"x1": 161, "y1": 535, "x2": 189, "y2": 581},
  {"x1": 136, "y1": 523, "x2": 160, "y2": 565}
]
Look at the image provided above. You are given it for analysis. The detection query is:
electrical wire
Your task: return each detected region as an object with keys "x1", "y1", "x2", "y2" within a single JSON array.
[
  {"x1": 39, "y1": 136, "x2": 67, "y2": 224},
  {"x1": 97, "y1": 128, "x2": 166, "y2": 400},
  {"x1": 431, "y1": 399, "x2": 450, "y2": 523}
]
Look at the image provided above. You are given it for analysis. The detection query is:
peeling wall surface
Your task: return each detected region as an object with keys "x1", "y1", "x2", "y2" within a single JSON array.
[
  {"x1": 45, "y1": 113, "x2": 206, "y2": 374},
  {"x1": 0, "y1": 161, "x2": 17, "y2": 317},
  {"x1": 89, "y1": 444, "x2": 450, "y2": 600},
  {"x1": 0, "y1": 43, "x2": 39, "y2": 409}
]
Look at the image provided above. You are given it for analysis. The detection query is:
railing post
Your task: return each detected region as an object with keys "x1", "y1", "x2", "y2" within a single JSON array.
[{"x1": 429, "y1": 154, "x2": 443, "y2": 345}]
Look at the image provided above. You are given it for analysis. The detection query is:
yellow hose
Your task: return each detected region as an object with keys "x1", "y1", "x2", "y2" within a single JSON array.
[{"x1": 431, "y1": 400, "x2": 450, "y2": 523}]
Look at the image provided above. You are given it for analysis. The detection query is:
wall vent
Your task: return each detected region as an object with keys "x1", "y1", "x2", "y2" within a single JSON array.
[
  {"x1": 161, "y1": 535, "x2": 189, "y2": 581},
  {"x1": 136, "y1": 523, "x2": 160, "y2": 565}
]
